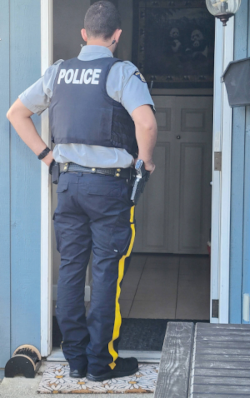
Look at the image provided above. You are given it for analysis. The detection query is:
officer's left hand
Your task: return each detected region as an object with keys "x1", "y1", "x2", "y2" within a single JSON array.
[{"x1": 42, "y1": 150, "x2": 54, "y2": 167}]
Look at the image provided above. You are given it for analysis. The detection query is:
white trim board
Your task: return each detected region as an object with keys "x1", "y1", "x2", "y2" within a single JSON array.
[
  {"x1": 210, "y1": 19, "x2": 223, "y2": 324},
  {"x1": 47, "y1": 348, "x2": 161, "y2": 364},
  {"x1": 210, "y1": 18, "x2": 234, "y2": 324},
  {"x1": 218, "y1": 17, "x2": 234, "y2": 323},
  {"x1": 41, "y1": 0, "x2": 53, "y2": 358}
]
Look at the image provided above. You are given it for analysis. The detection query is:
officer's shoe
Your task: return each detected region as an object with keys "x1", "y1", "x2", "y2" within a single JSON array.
[
  {"x1": 86, "y1": 357, "x2": 138, "y2": 382},
  {"x1": 69, "y1": 367, "x2": 87, "y2": 379}
]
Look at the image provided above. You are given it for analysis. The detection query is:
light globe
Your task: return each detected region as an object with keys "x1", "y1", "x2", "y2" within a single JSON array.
[{"x1": 206, "y1": 0, "x2": 241, "y2": 26}]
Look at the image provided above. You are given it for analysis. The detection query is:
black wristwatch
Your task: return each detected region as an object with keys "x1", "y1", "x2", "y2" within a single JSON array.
[{"x1": 38, "y1": 147, "x2": 51, "y2": 160}]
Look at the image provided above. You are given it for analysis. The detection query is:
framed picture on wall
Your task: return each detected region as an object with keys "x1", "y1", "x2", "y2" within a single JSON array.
[{"x1": 133, "y1": 0, "x2": 215, "y2": 87}]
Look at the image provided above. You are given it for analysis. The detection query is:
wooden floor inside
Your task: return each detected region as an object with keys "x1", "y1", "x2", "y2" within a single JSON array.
[
  {"x1": 120, "y1": 254, "x2": 210, "y2": 320},
  {"x1": 155, "y1": 322, "x2": 250, "y2": 398}
]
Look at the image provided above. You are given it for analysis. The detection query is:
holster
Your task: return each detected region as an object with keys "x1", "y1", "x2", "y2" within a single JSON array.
[{"x1": 49, "y1": 160, "x2": 60, "y2": 185}]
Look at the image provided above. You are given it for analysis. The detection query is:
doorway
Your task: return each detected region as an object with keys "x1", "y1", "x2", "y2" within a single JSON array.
[{"x1": 51, "y1": 0, "x2": 212, "y2": 354}]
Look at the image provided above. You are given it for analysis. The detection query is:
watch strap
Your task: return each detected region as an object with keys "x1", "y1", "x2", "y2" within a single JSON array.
[{"x1": 38, "y1": 147, "x2": 51, "y2": 160}]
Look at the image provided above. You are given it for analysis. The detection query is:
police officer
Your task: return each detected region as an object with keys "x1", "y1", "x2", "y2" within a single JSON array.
[{"x1": 7, "y1": 1, "x2": 157, "y2": 382}]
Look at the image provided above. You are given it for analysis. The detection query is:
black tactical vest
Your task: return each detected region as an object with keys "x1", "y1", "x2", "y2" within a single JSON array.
[{"x1": 49, "y1": 57, "x2": 137, "y2": 156}]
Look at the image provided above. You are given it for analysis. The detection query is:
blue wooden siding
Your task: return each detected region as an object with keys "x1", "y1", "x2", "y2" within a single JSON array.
[
  {"x1": 230, "y1": 0, "x2": 250, "y2": 323},
  {"x1": 0, "y1": 0, "x2": 41, "y2": 371},
  {"x1": 0, "y1": 0, "x2": 11, "y2": 375}
]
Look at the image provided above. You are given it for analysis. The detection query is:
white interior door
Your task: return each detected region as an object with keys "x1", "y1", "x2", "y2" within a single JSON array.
[{"x1": 133, "y1": 95, "x2": 213, "y2": 254}]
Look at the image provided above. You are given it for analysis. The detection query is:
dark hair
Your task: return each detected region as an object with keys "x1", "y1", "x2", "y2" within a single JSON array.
[{"x1": 84, "y1": 1, "x2": 121, "y2": 40}]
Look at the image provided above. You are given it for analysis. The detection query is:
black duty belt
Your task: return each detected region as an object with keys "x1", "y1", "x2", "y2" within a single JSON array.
[{"x1": 60, "y1": 162, "x2": 133, "y2": 180}]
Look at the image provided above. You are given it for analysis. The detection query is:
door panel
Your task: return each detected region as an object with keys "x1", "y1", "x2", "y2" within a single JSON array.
[
  {"x1": 133, "y1": 95, "x2": 212, "y2": 254},
  {"x1": 145, "y1": 144, "x2": 170, "y2": 249},
  {"x1": 133, "y1": 96, "x2": 175, "y2": 253},
  {"x1": 179, "y1": 143, "x2": 204, "y2": 251},
  {"x1": 176, "y1": 97, "x2": 213, "y2": 254}
]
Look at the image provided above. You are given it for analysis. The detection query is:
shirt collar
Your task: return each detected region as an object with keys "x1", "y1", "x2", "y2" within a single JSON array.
[{"x1": 78, "y1": 45, "x2": 113, "y2": 61}]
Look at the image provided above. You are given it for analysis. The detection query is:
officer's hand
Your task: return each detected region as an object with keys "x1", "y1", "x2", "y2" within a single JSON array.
[
  {"x1": 42, "y1": 150, "x2": 54, "y2": 167},
  {"x1": 133, "y1": 158, "x2": 156, "y2": 175},
  {"x1": 144, "y1": 160, "x2": 156, "y2": 175}
]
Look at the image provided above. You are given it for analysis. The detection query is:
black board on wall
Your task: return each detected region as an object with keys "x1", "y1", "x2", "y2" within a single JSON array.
[
  {"x1": 91, "y1": 0, "x2": 118, "y2": 5},
  {"x1": 132, "y1": 0, "x2": 215, "y2": 89}
]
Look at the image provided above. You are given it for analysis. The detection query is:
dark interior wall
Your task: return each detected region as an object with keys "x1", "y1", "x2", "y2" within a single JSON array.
[
  {"x1": 53, "y1": 0, "x2": 90, "y2": 62},
  {"x1": 53, "y1": 0, "x2": 130, "y2": 63}
]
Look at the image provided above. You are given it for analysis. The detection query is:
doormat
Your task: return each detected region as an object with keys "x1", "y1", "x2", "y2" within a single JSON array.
[
  {"x1": 53, "y1": 317, "x2": 209, "y2": 351},
  {"x1": 37, "y1": 363, "x2": 159, "y2": 394},
  {"x1": 119, "y1": 319, "x2": 167, "y2": 351}
]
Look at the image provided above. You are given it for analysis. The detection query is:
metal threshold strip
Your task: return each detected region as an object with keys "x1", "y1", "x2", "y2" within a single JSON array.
[{"x1": 47, "y1": 348, "x2": 161, "y2": 363}]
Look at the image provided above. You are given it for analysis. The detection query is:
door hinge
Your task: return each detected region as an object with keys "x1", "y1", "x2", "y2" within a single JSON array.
[
  {"x1": 212, "y1": 299, "x2": 219, "y2": 318},
  {"x1": 214, "y1": 152, "x2": 222, "y2": 171}
]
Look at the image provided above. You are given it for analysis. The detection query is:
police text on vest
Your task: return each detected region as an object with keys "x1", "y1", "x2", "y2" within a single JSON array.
[{"x1": 57, "y1": 69, "x2": 102, "y2": 85}]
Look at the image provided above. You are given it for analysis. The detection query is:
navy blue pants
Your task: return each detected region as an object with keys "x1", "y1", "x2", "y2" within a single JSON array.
[{"x1": 53, "y1": 172, "x2": 135, "y2": 374}]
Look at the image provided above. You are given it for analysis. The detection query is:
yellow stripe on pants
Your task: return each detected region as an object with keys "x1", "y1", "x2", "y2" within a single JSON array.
[{"x1": 108, "y1": 206, "x2": 136, "y2": 370}]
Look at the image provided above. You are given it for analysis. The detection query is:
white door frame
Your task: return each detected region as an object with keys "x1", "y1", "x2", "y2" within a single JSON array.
[
  {"x1": 40, "y1": 5, "x2": 234, "y2": 355},
  {"x1": 210, "y1": 18, "x2": 234, "y2": 324},
  {"x1": 40, "y1": 0, "x2": 53, "y2": 357}
]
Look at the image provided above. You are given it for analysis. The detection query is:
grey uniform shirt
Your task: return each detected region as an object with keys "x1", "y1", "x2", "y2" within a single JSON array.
[{"x1": 19, "y1": 45, "x2": 155, "y2": 168}]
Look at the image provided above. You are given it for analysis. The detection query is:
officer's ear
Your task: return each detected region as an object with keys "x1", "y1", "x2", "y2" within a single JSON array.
[
  {"x1": 81, "y1": 29, "x2": 88, "y2": 43},
  {"x1": 114, "y1": 29, "x2": 122, "y2": 43}
]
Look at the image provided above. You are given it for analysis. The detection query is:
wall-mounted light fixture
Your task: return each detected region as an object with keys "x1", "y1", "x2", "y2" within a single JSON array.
[{"x1": 206, "y1": 0, "x2": 241, "y2": 26}]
